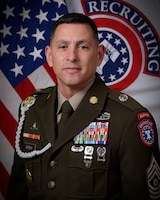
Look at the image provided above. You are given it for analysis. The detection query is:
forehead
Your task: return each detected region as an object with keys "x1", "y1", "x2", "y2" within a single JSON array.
[{"x1": 52, "y1": 23, "x2": 95, "y2": 40}]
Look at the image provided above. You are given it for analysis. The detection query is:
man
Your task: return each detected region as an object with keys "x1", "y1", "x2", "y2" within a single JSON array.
[{"x1": 7, "y1": 13, "x2": 160, "y2": 200}]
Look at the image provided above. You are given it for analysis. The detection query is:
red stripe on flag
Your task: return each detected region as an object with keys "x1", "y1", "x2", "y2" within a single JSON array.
[
  {"x1": 0, "y1": 162, "x2": 10, "y2": 199},
  {"x1": 15, "y1": 77, "x2": 36, "y2": 100},
  {"x1": 43, "y1": 62, "x2": 57, "y2": 83},
  {"x1": 0, "y1": 101, "x2": 17, "y2": 147}
]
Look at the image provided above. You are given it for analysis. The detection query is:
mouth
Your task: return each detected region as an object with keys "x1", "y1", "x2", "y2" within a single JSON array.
[{"x1": 63, "y1": 67, "x2": 81, "y2": 74}]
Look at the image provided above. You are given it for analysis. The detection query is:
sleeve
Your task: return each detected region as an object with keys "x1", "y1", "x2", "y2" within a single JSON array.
[
  {"x1": 7, "y1": 104, "x2": 28, "y2": 200},
  {"x1": 119, "y1": 109, "x2": 160, "y2": 200},
  {"x1": 6, "y1": 151, "x2": 28, "y2": 200}
]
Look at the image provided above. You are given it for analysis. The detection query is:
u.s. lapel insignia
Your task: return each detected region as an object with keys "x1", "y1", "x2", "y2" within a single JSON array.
[{"x1": 89, "y1": 96, "x2": 98, "y2": 104}]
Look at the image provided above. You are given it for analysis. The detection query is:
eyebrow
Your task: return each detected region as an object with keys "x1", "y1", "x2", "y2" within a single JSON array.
[{"x1": 55, "y1": 39, "x2": 90, "y2": 45}]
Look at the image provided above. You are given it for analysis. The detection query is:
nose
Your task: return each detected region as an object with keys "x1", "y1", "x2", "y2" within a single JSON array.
[{"x1": 67, "y1": 46, "x2": 77, "y2": 62}]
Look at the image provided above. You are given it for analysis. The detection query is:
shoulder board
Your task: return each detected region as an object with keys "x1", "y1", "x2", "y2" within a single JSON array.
[
  {"x1": 34, "y1": 86, "x2": 55, "y2": 95},
  {"x1": 22, "y1": 86, "x2": 56, "y2": 108},
  {"x1": 108, "y1": 89, "x2": 144, "y2": 111}
]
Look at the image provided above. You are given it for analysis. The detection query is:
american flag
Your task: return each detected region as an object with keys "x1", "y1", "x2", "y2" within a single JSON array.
[
  {"x1": 0, "y1": 0, "x2": 68, "y2": 198},
  {"x1": 1, "y1": 0, "x2": 160, "y2": 199}
]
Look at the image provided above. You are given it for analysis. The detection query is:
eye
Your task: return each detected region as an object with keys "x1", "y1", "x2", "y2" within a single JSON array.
[
  {"x1": 58, "y1": 44, "x2": 67, "y2": 49},
  {"x1": 79, "y1": 44, "x2": 89, "y2": 50}
]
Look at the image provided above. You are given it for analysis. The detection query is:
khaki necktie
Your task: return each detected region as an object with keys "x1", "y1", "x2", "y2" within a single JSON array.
[{"x1": 58, "y1": 100, "x2": 74, "y2": 134}]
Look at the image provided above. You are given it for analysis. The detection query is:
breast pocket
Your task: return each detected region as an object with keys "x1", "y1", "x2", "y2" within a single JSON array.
[
  {"x1": 67, "y1": 145, "x2": 111, "y2": 199},
  {"x1": 22, "y1": 137, "x2": 42, "y2": 192},
  {"x1": 25, "y1": 161, "x2": 41, "y2": 192}
]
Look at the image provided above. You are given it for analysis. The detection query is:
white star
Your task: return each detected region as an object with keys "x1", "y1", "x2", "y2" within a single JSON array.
[
  {"x1": 0, "y1": 24, "x2": 12, "y2": 38},
  {"x1": 42, "y1": 0, "x2": 50, "y2": 5},
  {"x1": 19, "y1": 8, "x2": 31, "y2": 21},
  {"x1": 36, "y1": 10, "x2": 48, "y2": 24},
  {"x1": 114, "y1": 38, "x2": 121, "y2": 46},
  {"x1": 121, "y1": 57, "x2": 128, "y2": 65},
  {"x1": 17, "y1": 26, "x2": 28, "y2": 40},
  {"x1": 13, "y1": 45, "x2": 25, "y2": 59},
  {"x1": 32, "y1": 29, "x2": 45, "y2": 43},
  {"x1": 120, "y1": 47, "x2": 127, "y2": 55},
  {"x1": 106, "y1": 33, "x2": 113, "y2": 41},
  {"x1": 98, "y1": 32, "x2": 103, "y2": 40},
  {"x1": 109, "y1": 74, "x2": 116, "y2": 81},
  {"x1": 52, "y1": 13, "x2": 62, "y2": 22},
  {"x1": 54, "y1": 0, "x2": 66, "y2": 7},
  {"x1": 29, "y1": 47, "x2": 43, "y2": 61},
  {"x1": 2, "y1": 5, "x2": 15, "y2": 19},
  {"x1": 0, "y1": 42, "x2": 9, "y2": 56},
  {"x1": 10, "y1": 63, "x2": 23, "y2": 77},
  {"x1": 117, "y1": 67, "x2": 124, "y2": 75}
]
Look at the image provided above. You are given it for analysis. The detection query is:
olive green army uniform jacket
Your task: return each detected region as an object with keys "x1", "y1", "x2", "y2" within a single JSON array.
[{"x1": 7, "y1": 75, "x2": 160, "y2": 200}]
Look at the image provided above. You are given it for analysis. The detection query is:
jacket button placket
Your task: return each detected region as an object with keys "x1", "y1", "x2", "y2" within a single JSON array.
[
  {"x1": 48, "y1": 180, "x2": 56, "y2": 189},
  {"x1": 48, "y1": 160, "x2": 57, "y2": 189}
]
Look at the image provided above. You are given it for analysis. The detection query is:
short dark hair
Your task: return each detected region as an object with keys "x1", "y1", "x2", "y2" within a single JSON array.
[{"x1": 50, "y1": 13, "x2": 99, "y2": 42}]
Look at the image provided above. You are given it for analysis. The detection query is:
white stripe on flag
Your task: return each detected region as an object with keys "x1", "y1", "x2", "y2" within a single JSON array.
[
  {"x1": 0, "y1": 131, "x2": 14, "y2": 174},
  {"x1": 0, "y1": 69, "x2": 21, "y2": 121}
]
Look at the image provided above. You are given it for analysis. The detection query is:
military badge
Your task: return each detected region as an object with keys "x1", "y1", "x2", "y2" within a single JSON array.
[
  {"x1": 22, "y1": 96, "x2": 36, "y2": 108},
  {"x1": 83, "y1": 146, "x2": 94, "y2": 168},
  {"x1": 30, "y1": 122, "x2": 38, "y2": 131},
  {"x1": 97, "y1": 146, "x2": 106, "y2": 162},
  {"x1": 138, "y1": 119, "x2": 155, "y2": 146},
  {"x1": 118, "y1": 93, "x2": 128, "y2": 102}
]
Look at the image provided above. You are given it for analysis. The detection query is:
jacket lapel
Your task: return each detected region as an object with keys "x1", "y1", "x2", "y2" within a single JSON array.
[{"x1": 36, "y1": 87, "x2": 58, "y2": 145}]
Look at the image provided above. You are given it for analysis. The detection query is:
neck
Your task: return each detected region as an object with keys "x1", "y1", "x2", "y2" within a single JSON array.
[{"x1": 58, "y1": 77, "x2": 95, "y2": 99}]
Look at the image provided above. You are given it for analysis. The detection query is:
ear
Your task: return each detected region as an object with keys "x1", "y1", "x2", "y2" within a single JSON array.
[
  {"x1": 97, "y1": 44, "x2": 105, "y2": 66},
  {"x1": 45, "y1": 45, "x2": 52, "y2": 67}
]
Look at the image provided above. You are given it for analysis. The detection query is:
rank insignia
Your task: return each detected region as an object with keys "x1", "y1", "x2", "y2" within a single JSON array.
[
  {"x1": 138, "y1": 119, "x2": 155, "y2": 146},
  {"x1": 74, "y1": 121, "x2": 109, "y2": 145},
  {"x1": 147, "y1": 155, "x2": 160, "y2": 199}
]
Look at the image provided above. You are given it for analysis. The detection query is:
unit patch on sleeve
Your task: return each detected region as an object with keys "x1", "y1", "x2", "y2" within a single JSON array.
[{"x1": 137, "y1": 119, "x2": 155, "y2": 146}]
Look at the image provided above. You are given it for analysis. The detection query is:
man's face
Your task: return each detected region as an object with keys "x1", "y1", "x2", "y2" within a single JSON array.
[{"x1": 45, "y1": 23, "x2": 104, "y2": 92}]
